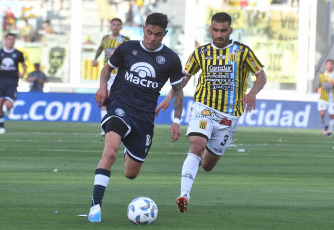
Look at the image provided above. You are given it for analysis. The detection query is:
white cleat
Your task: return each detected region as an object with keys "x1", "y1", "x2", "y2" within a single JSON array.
[
  {"x1": 88, "y1": 204, "x2": 101, "y2": 222},
  {"x1": 0, "y1": 128, "x2": 5, "y2": 134}
]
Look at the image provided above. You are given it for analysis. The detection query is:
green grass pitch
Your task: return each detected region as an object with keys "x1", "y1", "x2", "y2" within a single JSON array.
[{"x1": 0, "y1": 121, "x2": 333, "y2": 229}]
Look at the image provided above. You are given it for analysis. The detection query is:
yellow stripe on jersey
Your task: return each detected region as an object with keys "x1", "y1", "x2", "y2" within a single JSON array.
[
  {"x1": 185, "y1": 41, "x2": 263, "y2": 116},
  {"x1": 100, "y1": 34, "x2": 130, "y2": 74},
  {"x1": 319, "y1": 73, "x2": 334, "y2": 102}
]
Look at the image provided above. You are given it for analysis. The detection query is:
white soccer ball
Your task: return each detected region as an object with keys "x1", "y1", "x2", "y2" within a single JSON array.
[{"x1": 127, "y1": 197, "x2": 158, "y2": 225}]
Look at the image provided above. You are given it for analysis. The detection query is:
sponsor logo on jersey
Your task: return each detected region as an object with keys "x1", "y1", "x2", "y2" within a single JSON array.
[
  {"x1": 210, "y1": 84, "x2": 234, "y2": 91},
  {"x1": 208, "y1": 65, "x2": 233, "y2": 73},
  {"x1": 156, "y1": 55, "x2": 165, "y2": 64},
  {"x1": 217, "y1": 54, "x2": 225, "y2": 60},
  {"x1": 199, "y1": 120, "x2": 208, "y2": 130},
  {"x1": 125, "y1": 62, "x2": 159, "y2": 88},
  {"x1": 248, "y1": 57, "x2": 260, "y2": 71},
  {"x1": 200, "y1": 48, "x2": 209, "y2": 54},
  {"x1": 204, "y1": 55, "x2": 214, "y2": 60},
  {"x1": 132, "y1": 50, "x2": 138, "y2": 56},
  {"x1": 115, "y1": 108, "x2": 125, "y2": 116},
  {"x1": 228, "y1": 53, "x2": 237, "y2": 62},
  {"x1": 1, "y1": 57, "x2": 16, "y2": 71},
  {"x1": 201, "y1": 109, "x2": 232, "y2": 126},
  {"x1": 234, "y1": 48, "x2": 244, "y2": 53}
]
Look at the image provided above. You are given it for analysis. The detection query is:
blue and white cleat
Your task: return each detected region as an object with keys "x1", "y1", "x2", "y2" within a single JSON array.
[{"x1": 88, "y1": 204, "x2": 101, "y2": 222}]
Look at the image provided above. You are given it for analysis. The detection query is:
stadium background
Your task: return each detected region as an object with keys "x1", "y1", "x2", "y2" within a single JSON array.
[{"x1": 1, "y1": 0, "x2": 333, "y2": 129}]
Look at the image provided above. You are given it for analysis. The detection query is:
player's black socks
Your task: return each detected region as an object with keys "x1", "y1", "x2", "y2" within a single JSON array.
[{"x1": 92, "y1": 168, "x2": 111, "y2": 207}]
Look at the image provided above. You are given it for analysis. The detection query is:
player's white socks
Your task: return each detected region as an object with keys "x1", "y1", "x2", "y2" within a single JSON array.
[
  {"x1": 101, "y1": 110, "x2": 107, "y2": 120},
  {"x1": 180, "y1": 153, "x2": 202, "y2": 200},
  {"x1": 328, "y1": 119, "x2": 334, "y2": 133}
]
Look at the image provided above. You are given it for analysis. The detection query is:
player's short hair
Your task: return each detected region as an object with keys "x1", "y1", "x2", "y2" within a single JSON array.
[
  {"x1": 145, "y1": 13, "x2": 168, "y2": 30},
  {"x1": 111, "y1": 18, "x2": 122, "y2": 24},
  {"x1": 34, "y1": 63, "x2": 40, "y2": 69},
  {"x1": 5, "y1": 33, "x2": 16, "y2": 39},
  {"x1": 211, "y1": 12, "x2": 232, "y2": 25},
  {"x1": 326, "y1": 59, "x2": 334, "y2": 64}
]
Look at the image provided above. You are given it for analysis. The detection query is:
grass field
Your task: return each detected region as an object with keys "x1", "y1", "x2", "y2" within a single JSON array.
[{"x1": 0, "y1": 121, "x2": 334, "y2": 230}]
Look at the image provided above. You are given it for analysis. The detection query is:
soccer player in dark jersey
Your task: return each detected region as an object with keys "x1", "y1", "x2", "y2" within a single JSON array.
[
  {"x1": 0, "y1": 33, "x2": 26, "y2": 134},
  {"x1": 156, "y1": 12, "x2": 267, "y2": 213},
  {"x1": 92, "y1": 18, "x2": 130, "y2": 136},
  {"x1": 88, "y1": 12, "x2": 184, "y2": 222}
]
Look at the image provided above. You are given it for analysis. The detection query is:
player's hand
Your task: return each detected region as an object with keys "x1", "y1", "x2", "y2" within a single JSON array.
[
  {"x1": 18, "y1": 72, "x2": 25, "y2": 78},
  {"x1": 240, "y1": 92, "x2": 256, "y2": 113},
  {"x1": 155, "y1": 97, "x2": 171, "y2": 117},
  {"x1": 92, "y1": 59, "x2": 98, "y2": 67},
  {"x1": 95, "y1": 86, "x2": 108, "y2": 108},
  {"x1": 170, "y1": 123, "x2": 181, "y2": 142}
]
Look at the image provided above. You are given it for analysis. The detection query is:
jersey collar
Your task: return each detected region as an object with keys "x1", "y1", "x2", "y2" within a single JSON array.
[
  {"x1": 211, "y1": 40, "x2": 234, "y2": 50},
  {"x1": 3, "y1": 47, "x2": 15, "y2": 53},
  {"x1": 140, "y1": 41, "x2": 164, "y2": 52}
]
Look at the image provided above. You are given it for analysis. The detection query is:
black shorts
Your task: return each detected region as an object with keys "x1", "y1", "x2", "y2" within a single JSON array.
[
  {"x1": 101, "y1": 102, "x2": 154, "y2": 163},
  {"x1": 0, "y1": 83, "x2": 17, "y2": 101}
]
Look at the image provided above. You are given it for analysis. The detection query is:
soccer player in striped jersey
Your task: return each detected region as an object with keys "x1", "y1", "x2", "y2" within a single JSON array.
[
  {"x1": 156, "y1": 12, "x2": 267, "y2": 212},
  {"x1": 92, "y1": 18, "x2": 130, "y2": 136},
  {"x1": 88, "y1": 13, "x2": 184, "y2": 222},
  {"x1": 317, "y1": 59, "x2": 334, "y2": 137}
]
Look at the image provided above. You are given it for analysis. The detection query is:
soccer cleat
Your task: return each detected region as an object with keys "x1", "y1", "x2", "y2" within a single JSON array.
[
  {"x1": 326, "y1": 133, "x2": 332, "y2": 138},
  {"x1": 100, "y1": 131, "x2": 105, "y2": 137},
  {"x1": 0, "y1": 128, "x2": 5, "y2": 134},
  {"x1": 88, "y1": 204, "x2": 101, "y2": 222},
  {"x1": 176, "y1": 196, "x2": 188, "y2": 213},
  {"x1": 323, "y1": 125, "x2": 329, "y2": 135}
]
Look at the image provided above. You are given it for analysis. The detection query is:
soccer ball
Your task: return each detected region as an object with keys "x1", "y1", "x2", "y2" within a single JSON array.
[{"x1": 127, "y1": 197, "x2": 158, "y2": 225}]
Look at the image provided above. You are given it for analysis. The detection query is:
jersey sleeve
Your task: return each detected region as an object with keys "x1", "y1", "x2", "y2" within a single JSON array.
[
  {"x1": 184, "y1": 49, "x2": 200, "y2": 75},
  {"x1": 19, "y1": 51, "x2": 25, "y2": 64},
  {"x1": 170, "y1": 55, "x2": 185, "y2": 85},
  {"x1": 108, "y1": 42, "x2": 125, "y2": 68},
  {"x1": 244, "y1": 47, "x2": 263, "y2": 75}
]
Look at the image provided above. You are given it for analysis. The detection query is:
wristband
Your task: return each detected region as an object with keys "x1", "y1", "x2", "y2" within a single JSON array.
[{"x1": 173, "y1": 118, "x2": 181, "y2": 125}]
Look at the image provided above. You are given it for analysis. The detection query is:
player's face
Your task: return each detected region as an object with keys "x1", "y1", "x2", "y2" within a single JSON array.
[
  {"x1": 5, "y1": 35, "x2": 15, "y2": 49},
  {"x1": 210, "y1": 21, "x2": 233, "y2": 48},
  {"x1": 110, "y1": 21, "x2": 122, "y2": 35},
  {"x1": 142, "y1": 24, "x2": 167, "y2": 51},
  {"x1": 325, "y1": 61, "x2": 334, "y2": 72}
]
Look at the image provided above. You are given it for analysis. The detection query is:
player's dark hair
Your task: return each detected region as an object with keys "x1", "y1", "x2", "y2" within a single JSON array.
[
  {"x1": 111, "y1": 18, "x2": 122, "y2": 24},
  {"x1": 211, "y1": 12, "x2": 232, "y2": 25},
  {"x1": 34, "y1": 63, "x2": 40, "y2": 69},
  {"x1": 5, "y1": 33, "x2": 16, "y2": 39},
  {"x1": 326, "y1": 59, "x2": 334, "y2": 64},
  {"x1": 145, "y1": 13, "x2": 168, "y2": 30}
]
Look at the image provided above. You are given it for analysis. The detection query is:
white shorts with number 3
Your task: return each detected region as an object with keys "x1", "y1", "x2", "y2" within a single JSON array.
[{"x1": 186, "y1": 102, "x2": 240, "y2": 156}]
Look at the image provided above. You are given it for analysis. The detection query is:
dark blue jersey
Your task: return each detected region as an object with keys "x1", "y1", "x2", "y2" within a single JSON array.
[
  {"x1": 108, "y1": 40, "x2": 184, "y2": 123},
  {"x1": 0, "y1": 48, "x2": 25, "y2": 87}
]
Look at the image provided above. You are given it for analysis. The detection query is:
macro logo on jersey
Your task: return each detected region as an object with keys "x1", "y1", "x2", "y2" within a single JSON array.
[
  {"x1": 125, "y1": 62, "x2": 159, "y2": 88},
  {"x1": 200, "y1": 109, "x2": 231, "y2": 126},
  {"x1": 1, "y1": 57, "x2": 16, "y2": 71},
  {"x1": 199, "y1": 120, "x2": 208, "y2": 130},
  {"x1": 208, "y1": 65, "x2": 233, "y2": 73}
]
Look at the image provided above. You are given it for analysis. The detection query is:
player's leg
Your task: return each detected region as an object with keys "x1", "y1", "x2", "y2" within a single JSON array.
[
  {"x1": 124, "y1": 153, "x2": 143, "y2": 179},
  {"x1": 177, "y1": 135, "x2": 208, "y2": 213},
  {"x1": 89, "y1": 116, "x2": 129, "y2": 222},
  {"x1": 318, "y1": 100, "x2": 328, "y2": 134},
  {"x1": 0, "y1": 99, "x2": 4, "y2": 134},
  {"x1": 201, "y1": 148, "x2": 221, "y2": 171},
  {"x1": 326, "y1": 103, "x2": 334, "y2": 137}
]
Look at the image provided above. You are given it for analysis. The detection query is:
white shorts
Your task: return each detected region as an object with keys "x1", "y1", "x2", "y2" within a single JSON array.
[
  {"x1": 318, "y1": 100, "x2": 334, "y2": 114},
  {"x1": 186, "y1": 102, "x2": 239, "y2": 156},
  {"x1": 107, "y1": 73, "x2": 116, "y2": 90}
]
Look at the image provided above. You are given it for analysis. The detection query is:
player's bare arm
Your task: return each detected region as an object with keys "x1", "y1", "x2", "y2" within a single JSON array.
[
  {"x1": 92, "y1": 45, "x2": 103, "y2": 66},
  {"x1": 155, "y1": 73, "x2": 191, "y2": 117},
  {"x1": 95, "y1": 64, "x2": 113, "y2": 107},
  {"x1": 240, "y1": 70, "x2": 267, "y2": 112},
  {"x1": 170, "y1": 82, "x2": 184, "y2": 142},
  {"x1": 19, "y1": 63, "x2": 27, "y2": 78}
]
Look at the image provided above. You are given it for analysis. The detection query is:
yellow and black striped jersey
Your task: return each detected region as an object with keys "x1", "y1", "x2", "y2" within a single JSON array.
[
  {"x1": 185, "y1": 40, "x2": 264, "y2": 116},
  {"x1": 100, "y1": 34, "x2": 130, "y2": 74},
  {"x1": 319, "y1": 72, "x2": 334, "y2": 102}
]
